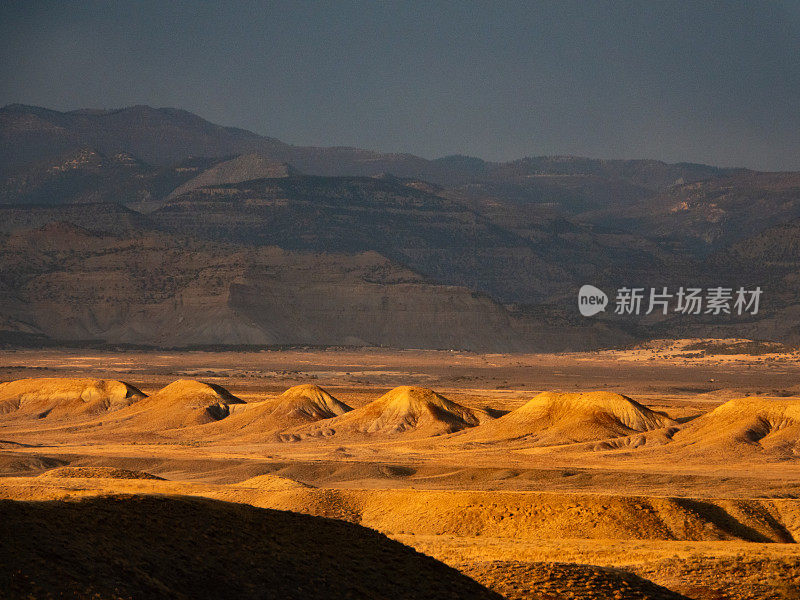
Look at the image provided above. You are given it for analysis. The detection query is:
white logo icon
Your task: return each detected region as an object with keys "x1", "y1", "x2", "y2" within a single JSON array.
[{"x1": 578, "y1": 285, "x2": 608, "y2": 317}]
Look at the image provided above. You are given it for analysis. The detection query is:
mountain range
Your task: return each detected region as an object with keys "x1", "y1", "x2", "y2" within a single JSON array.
[{"x1": 1, "y1": 103, "x2": 799, "y2": 350}]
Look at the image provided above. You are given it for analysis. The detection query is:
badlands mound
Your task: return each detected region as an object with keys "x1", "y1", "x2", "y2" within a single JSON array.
[
  {"x1": 672, "y1": 396, "x2": 800, "y2": 457},
  {"x1": 455, "y1": 391, "x2": 676, "y2": 447},
  {"x1": 38, "y1": 466, "x2": 164, "y2": 480},
  {"x1": 234, "y1": 473, "x2": 313, "y2": 490},
  {"x1": 0, "y1": 494, "x2": 502, "y2": 600},
  {"x1": 0, "y1": 378, "x2": 144, "y2": 420},
  {"x1": 268, "y1": 384, "x2": 352, "y2": 419},
  {"x1": 202, "y1": 384, "x2": 351, "y2": 440},
  {"x1": 104, "y1": 379, "x2": 244, "y2": 431},
  {"x1": 286, "y1": 386, "x2": 486, "y2": 440}
]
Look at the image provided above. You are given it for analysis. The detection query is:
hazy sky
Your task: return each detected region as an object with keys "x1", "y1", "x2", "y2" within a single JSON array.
[{"x1": 2, "y1": 1, "x2": 799, "y2": 170}]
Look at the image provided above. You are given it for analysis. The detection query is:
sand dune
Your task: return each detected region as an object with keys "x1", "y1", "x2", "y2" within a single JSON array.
[
  {"x1": 0, "y1": 378, "x2": 144, "y2": 420},
  {"x1": 672, "y1": 396, "x2": 800, "y2": 457},
  {"x1": 454, "y1": 391, "x2": 676, "y2": 447},
  {"x1": 201, "y1": 384, "x2": 351, "y2": 440},
  {"x1": 102, "y1": 379, "x2": 244, "y2": 431},
  {"x1": 0, "y1": 494, "x2": 502, "y2": 600},
  {"x1": 285, "y1": 386, "x2": 487, "y2": 440}
]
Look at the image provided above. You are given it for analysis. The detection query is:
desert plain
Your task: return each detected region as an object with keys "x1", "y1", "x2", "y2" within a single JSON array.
[{"x1": 2, "y1": 339, "x2": 800, "y2": 599}]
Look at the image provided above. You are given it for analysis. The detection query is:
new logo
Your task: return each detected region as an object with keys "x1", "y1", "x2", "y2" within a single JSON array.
[{"x1": 578, "y1": 285, "x2": 608, "y2": 317}]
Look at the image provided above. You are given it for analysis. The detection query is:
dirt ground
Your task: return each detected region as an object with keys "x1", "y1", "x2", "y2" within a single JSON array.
[{"x1": 2, "y1": 343, "x2": 800, "y2": 599}]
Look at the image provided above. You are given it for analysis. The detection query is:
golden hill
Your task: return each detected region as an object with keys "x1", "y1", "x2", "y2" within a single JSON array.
[
  {"x1": 0, "y1": 495, "x2": 502, "y2": 600},
  {"x1": 234, "y1": 473, "x2": 313, "y2": 491},
  {"x1": 672, "y1": 396, "x2": 800, "y2": 457},
  {"x1": 201, "y1": 384, "x2": 351, "y2": 440},
  {"x1": 38, "y1": 466, "x2": 164, "y2": 480},
  {"x1": 285, "y1": 386, "x2": 487, "y2": 440},
  {"x1": 103, "y1": 379, "x2": 244, "y2": 431},
  {"x1": 250, "y1": 488, "x2": 799, "y2": 544},
  {"x1": 271, "y1": 384, "x2": 352, "y2": 418},
  {"x1": 6, "y1": 474, "x2": 796, "y2": 545},
  {"x1": 0, "y1": 378, "x2": 144, "y2": 420},
  {"x1": 455, "y1": 391, "x2": 676, "y2": 447}
]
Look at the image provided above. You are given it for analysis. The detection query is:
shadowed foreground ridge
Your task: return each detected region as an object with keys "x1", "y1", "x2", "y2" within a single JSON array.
[{"x1": 0, "y1": 494, "x2": 503, "y2": 600}]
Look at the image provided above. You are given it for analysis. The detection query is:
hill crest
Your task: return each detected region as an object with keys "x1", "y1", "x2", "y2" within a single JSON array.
[
  {"x1": 0, "y1": 378, "x2": 144, "y2": 420},
  {"x1": 455, "y1": 391, "x2": 676, "y2": 447},
  {"x1": 672, "y1": 396, "x2": 800, "y2": 458},
  {"x1": 285, "y1": 386, "x2": 486, "y2": 440}
]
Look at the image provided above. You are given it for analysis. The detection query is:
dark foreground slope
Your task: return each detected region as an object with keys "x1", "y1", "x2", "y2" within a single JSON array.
[{"x1": 0, "y1": 495, "x2": 503, "y2": 600}]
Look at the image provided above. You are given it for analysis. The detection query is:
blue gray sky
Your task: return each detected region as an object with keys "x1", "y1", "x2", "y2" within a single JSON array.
[{"x1": 2, "y1": 1, "x2": 799, "y2": 170}]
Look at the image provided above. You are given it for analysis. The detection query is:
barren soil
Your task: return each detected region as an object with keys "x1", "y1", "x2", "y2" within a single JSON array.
[{"x1": 2, "y1": 342, "x2": 800, "y2": 599}]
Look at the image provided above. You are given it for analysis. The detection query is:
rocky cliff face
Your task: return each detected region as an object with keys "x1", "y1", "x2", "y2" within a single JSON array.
[
  {"x1": 148, "y1": 175, "x2": 677, "y2": 305},
  {"x1": 229, "y1": 261, "x2": 529, "y2": 350},
  {"x1": 0, "y1": 223, "x2": 607, "y2": 350}
]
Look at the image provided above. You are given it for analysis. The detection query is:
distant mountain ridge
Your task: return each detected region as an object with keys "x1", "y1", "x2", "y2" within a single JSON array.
[
  {"x1": 0, "y1": 104, "x2": 286, "y2": 171},
  {"x1": 1, "y1": 103, "x2": 800, "y2": 349},
  {"x1": 0, "y1": 103, "x2": 741, "y2": 188}
]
